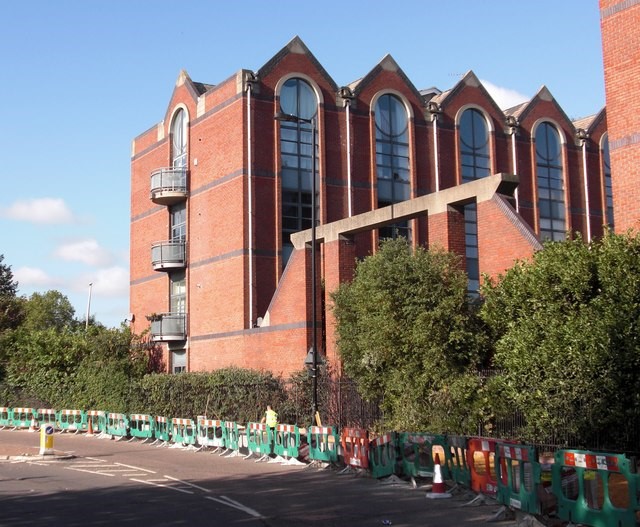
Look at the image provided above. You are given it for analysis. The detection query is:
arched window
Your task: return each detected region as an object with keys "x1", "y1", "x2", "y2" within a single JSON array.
[
  {"x1": 278, "y1": 78, "x2": 318, "y2": 266},
  {"x1": 375, "y1": 93, "x2": 410, "y2": 239},
  {"x1": 459, "y1": 108, "x2": 490, "y2": 182},
  {"x1": 535, "y1": 122, "x2": 565, "y2": 241},
  {"x1": 171, "y1": 109, "x2": 187, "y2": 168},
  {"x1": 602, "y1": 134, "x2": 614, "y2": 229}
]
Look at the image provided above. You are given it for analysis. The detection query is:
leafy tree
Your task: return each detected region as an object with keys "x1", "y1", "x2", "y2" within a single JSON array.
[
  {"x1": 331, "y1": 238, "x2": 490, "y2": 431},
  {"x1": 481, "y1": 232, "x2": 640, "y2": 448},
  {"x1": 0, "y1": 255, "x2": 25, "y2": 334},
  {"x1": 22, "y1": 290, "x2": 77, "y2": 331}
]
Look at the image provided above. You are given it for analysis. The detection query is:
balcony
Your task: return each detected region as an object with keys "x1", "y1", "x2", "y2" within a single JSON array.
[
  {"x1": 150, "y1": 167, "x2": 188, "y2": 205},
  {"x1": 149, "y1": 313, "x2": 186, "y2": 342},
  {"x1": 151, "y1": 241, "x2": 186, "y2": 271}
]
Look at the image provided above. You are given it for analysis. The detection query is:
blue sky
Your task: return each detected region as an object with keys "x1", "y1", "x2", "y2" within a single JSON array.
[{"x1": 1, "y1": 1, "x2": 604, "y2": 328}]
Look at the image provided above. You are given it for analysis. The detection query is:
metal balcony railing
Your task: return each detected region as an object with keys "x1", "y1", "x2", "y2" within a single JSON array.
[
  {"x1": 150, "y1": 167, "x2": 188, "y2": 205},
  {"x1": 149, "y1": 313, "x2": 186, "y2": 342},
  {"x1": 151, "y1": 240, "x2": 186, "y2": 270}
]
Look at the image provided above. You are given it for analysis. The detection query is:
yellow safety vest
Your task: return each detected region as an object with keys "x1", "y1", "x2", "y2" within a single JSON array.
[{"x1": 266, "y1": 409, "x2": 278, "y2": 428}]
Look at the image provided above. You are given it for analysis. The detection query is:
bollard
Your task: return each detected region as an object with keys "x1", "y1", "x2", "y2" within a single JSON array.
[{"x1": 39, "y1": 423, "x2": 55, "y2": 455}]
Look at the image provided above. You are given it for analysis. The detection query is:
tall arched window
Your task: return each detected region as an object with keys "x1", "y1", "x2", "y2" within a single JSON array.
[
  {"x1": 602, "y1": 134, "x2": 614, "y2": 229},
  {"x1": 459, "y1": 108, "x2": 490, "y2": 182},
  {"x1": 375, "y1": 93, "x2": 410, "y2": 239},
  {"x1": 536, "y1": 122, "x2": 565, "y2": 241},
  {"x1": 171, "y1": 109, "x2": 187, "y2": 168},
  {"x1": 278, "y1": 78, "x2": 318, "y2": 266}
]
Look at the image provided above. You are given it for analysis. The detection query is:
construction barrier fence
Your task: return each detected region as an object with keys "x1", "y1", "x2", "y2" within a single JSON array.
[
  {"x1": 399, "y1": 432, "x2": 448, "y2": 479},
  {"x1": 197, "y1": 418, "x2": 226, "y2": 450},
  {"x1": 369, "y1": 432, "x2": 397, "y2": 479},
  {"x1": 496, "y1": 443, "x2": 541, "y2": 514},
  {"x1": 307, "y1": 425, "x2": 339, "y2": 464}
]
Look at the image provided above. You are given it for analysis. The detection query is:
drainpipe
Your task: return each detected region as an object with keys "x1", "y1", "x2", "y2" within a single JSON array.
[
  {"x1": 427, "y1": 101, "x2": 441, "y2": 192},
  {"x1": 246, "y1": 72, "x2": 257, "y2": 328},
  {"x1": 339, "y1": 87, "x2": 354, "y2": 217},
  {"x1": 577, "y1": 128, "x2": 591, "y2": 242},
  {"x1": 506, "y1": 116, "x2": 520, "y2": 212}
]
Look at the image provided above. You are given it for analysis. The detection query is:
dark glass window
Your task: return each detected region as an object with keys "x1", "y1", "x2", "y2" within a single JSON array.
[
  {"x1": 536, "y1": 122, "x2": 565, "y2": 241},
  {"x1": 171, "y1": 109, "x2": 187, "y2": 168},
  {"x1": 170, "y1": 203, "x2": 186, "y2": 242},
  {"x1": 602, "y1": 135, "x2": 614, "y2": 229},
  {"x1": 459, "y1": 108, "x2": 491, "y2": 182},
  {"x1": 279, "y1": 78, "x2": 318, "y2": 267},
  {"x1": 464, "y1": 203, "x2": 480, "y2": 296},
  {"x1": 375, "y1": 94, "x2": 410, "y2": 240}
]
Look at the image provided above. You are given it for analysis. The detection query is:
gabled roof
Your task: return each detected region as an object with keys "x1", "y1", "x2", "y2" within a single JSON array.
[
  {"x1": 514, "y1": 85, "x2": 573, "y2": 127},
  {"x1": 430, "y1": 71, "x2": 504, "y2": 116},
  {"x1": 257, "y1": 36, "x2": 338, "y2": 92},
  {"x1": 348, "y1": 54, "x2": 423, "y2": 102}
]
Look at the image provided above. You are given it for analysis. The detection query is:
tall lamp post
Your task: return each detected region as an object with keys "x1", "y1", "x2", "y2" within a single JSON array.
[{"x1": 274, "y1": 111, "x2": 319, "y2": 424}]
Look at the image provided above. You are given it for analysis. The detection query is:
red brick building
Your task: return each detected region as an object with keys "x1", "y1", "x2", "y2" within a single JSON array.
[
  {"x1": 600, "y1": 0, "x2": 640, "y2": 232},
  {"x1": 130, "y1": 37, "x2": 612, "y2": 375}
]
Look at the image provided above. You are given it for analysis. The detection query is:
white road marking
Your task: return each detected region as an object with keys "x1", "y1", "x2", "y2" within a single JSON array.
[
  {"x1": 205, "y1": 495, "x2": 263, "y2": 518},
  {"x1": 115, "y1": 462, "x2": 155, "y2": 473},
  {"x1": 164, "y1": 475, "x2": 210, "y2": 492},
  {"x1": 130, "y1": 478, "x2": 194, "y2": 494}
]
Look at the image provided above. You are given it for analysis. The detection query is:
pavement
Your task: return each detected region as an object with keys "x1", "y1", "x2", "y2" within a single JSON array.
[{"x1": 0, "y1": 428, "x2": 74, "y2": 460}]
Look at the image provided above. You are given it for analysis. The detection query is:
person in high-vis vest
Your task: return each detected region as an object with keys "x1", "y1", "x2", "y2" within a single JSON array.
[{"x1": 261, "y1": 405, "x2": 278, "y2": 452}]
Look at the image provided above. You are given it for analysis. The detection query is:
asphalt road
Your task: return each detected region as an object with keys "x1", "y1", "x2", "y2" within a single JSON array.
[{"x1": 0, "y1": 429, "x2": 507, "y2": 526}]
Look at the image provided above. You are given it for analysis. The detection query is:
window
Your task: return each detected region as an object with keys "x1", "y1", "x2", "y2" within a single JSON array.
[
  {"x1": 459, "y1": 108, "x2": 490, "y2": 182},
  {"x1": 170, "y1": 271, "x2": 186, "y2": 314},
  {"x1": 278, "y1": 78, "x2": 318, "y2": 267},
  {"x1": 535, "y1": 122, "x2": 565, "y2": 241},
  {"x1": 171, "y1": 351, "x2": 186, "y2": 374},
  {"x1": 464, "y1": 203, "x2": 480, "y2": 296},
  {"x1": 170, "y1": 203, "x2": 186, "y2": 243},
  {"x1": 171, "y1": 109, "x2": 187, "y2": 168},
  {"x1": 375, "y1": 93, "x2": 410, "y2": 239},
  {"x1": 602, "y1": 134, "x2": 614, "y2": 229}
]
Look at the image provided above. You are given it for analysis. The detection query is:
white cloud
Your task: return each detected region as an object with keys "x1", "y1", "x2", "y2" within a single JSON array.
[
  {"x1": 13, "y1": 266, "x2": 61, "y2": 288},
  {"x1": 80, "y1": 266, "x2": 129, "y2": 298},
  {"x1": 481, "y1": 79, "x2": 529, "y2": 110},
  {"x1": 54, "y1": 239, "x2": 113, "y2": 267},
  {"x1": 0, "y1": 198, "x2": 76, "y2": 224}
]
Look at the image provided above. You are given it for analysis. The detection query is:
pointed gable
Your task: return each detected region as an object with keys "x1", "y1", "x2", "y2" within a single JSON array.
[
  {"x1": 350, "y1": 53, "x2": 423, "y2": 102},
  {"x1": 516, "y1": 85, "x2": 573, "y2": 130},
  {"x1": 435, "y1": 70, "x2": 505, "y2": 117}
]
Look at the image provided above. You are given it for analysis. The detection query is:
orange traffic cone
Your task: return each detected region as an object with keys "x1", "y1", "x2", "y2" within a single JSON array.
[
  {"x1": 86, "y1": 418, "x2": 94, "y2": 436},
  {"x1": 426, "y1": 453, "x2": 452, "y2": 499},
  {"x1": 28, "y1": 417, "x2": 38, "y2": 433}
]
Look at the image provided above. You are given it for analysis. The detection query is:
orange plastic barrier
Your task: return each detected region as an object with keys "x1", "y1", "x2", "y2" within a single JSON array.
[
  {"x1": 468, "y1": 437, "x2": 501, "y2": 496},
  {"x1": 340, "y1": 427, "x2": 369, "y2": 469}
]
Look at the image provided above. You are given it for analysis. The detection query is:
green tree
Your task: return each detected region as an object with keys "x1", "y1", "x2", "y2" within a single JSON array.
[
  {"x1": 481, "y1": 232, "x2": 640, "y2": 448},
  {"x1": 331, "y1": 238, "x2": 489, "y2": 431},
  {"x1": 0, "y1": 255, "x2": 25, "y2": 334},
  {"x1": 22, "y1": 290, "x2": 77, "y2": 331}
]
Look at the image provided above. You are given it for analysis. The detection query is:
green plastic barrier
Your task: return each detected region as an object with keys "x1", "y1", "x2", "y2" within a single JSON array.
[
  {"x1": 86, "y1": 410, "x2": 106, "y2": 434},
  {"x1": 129, "y1": 414, "x2": 154, "y2": 440},
  {"x1": 496, "y1": 443, "x2": 541, "y2": 514},
  {"x1": 246, "y1": 422, "x2": 273, "y2": 458},
  {"x1": 154, "y1": 415, "x2": 171, "y2": 443},
  {"x1": 57, "y1": 409, "x2": 88, "y2": 433},
  {"x1": 552, "y1": 449, "x2": 639, "y2": 527},
  {"x1": 0, "y1": 407, "x2": 12, "y2": 428},
  {"x1": 171, "y1": 417, "x2": 196, "y2": 446},
  {"x1": 196, "y1": 418, "x2": 226, "y2": 449},
  {"x1": 307, "y1": 425, "x2": 339, "y2": 463},
  {"x1": 224, "y1": 421, "x2": 240, "y2": 453},
  {"x1": 38, "y1": 408, "x2": 57, "y2": 429},
  {"x1": 399, "y1": 432, "x2": 449, "y2": 479},
  {"x1": 274, "y1": 424, "x2": 300, "y2": 459},
  {"x1": 445, "y1": 435, "x2": 471, "y2": 487},
  {"x1": 107, "y1": 412, "x2": 129, "y2": 438},
  {"x1": 369, "y1": 432, "x2": 398, "y2": 479},
  {"x1": 11, "y1": 407, "x2": 37, "y2": 429}
]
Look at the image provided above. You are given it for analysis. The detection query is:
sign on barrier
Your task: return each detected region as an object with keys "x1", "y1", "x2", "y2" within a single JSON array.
[
  {"x1": 129, "y1": 414, "x2": 154, "y2": 440},
  {"x1": 246, "y1": 422, "x2": 273, "y2": 457},
  {"x1": 196, "y1": 418, "x2": 226, "y2": 449},
  {"x1": 399, "y1": 433, "x2": 448, "y2": 479},
  {"x1": 58, "y1": 409, "x2": 87, "y2": 433},
  {"x1": 341, "y1": 428, "x2": 369, "y2": 469},
  {"x1": 274, "y1": 424, "x2": 300, "y2": 460},
  {"x1": 468, "y1": 437, "x2": 499, "y2": 496},
  {"x1": 307, "y1": 425, "x2": 339, "y2": 464},
  {"x1": 552, "y1": 449, "x2": 639, "y2": 527},
  {"x1": 445, "y1": 435, "x2": 471, "y2": 487},
  {"x1": 369, "y1": 432, "x2": 397, "y2": 479},
  {"x1": 496, "y1": 443, "x2": 541, "y2": 514}
]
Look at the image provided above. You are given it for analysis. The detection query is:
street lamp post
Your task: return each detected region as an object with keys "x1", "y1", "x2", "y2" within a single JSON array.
[
  {"x1": 275, "y1": 111, "x2": 319, "y2": 424},
  {"x1": 85, "y1": 282, "x2": 93, "y2": 330}
]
